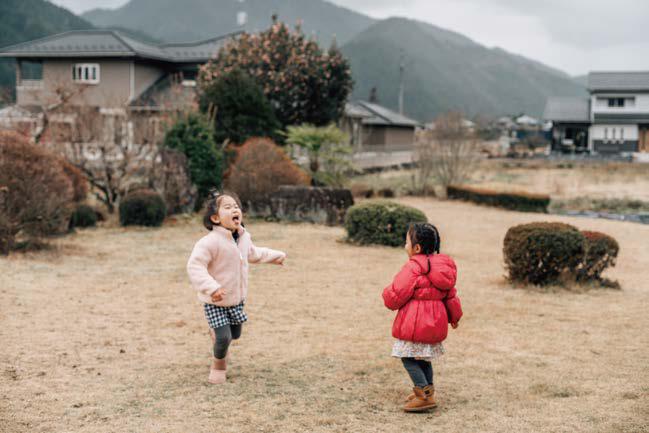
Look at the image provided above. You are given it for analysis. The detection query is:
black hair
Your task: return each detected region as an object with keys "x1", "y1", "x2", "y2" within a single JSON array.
[
  {"x1": 407, "y1": 222, "x2": 441, "y2": 255},
  {"x1": 202, "y1": 189, "x2": 243, "y2": 232}
]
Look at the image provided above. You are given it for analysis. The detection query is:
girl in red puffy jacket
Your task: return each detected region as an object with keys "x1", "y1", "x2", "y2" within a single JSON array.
[{"x1": 382, "y1": 222, "x2": 463, "y2": 412}]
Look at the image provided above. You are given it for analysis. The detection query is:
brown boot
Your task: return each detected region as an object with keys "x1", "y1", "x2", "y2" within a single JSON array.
[
  {"x1": 403, "y1": 386, "x2": 437, "y2": 412},
  {"x1": 405, "y1": 384, "x2": 436, "y2": 404}
]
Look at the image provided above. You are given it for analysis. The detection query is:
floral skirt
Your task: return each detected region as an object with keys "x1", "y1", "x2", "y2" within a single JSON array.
[{"x1": 391, "y1": 339, "x2": 445, "y2": 361}]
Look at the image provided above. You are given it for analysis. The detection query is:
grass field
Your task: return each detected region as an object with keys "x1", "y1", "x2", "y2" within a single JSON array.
[
  {"x1": 351, "y1": 159, "x2": 649, "y2": 202},
  {"x1": 1, "y1": 198, "x2": 648, "y2": 433}
]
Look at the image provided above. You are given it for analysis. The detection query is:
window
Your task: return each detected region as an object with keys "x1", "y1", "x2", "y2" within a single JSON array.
[
  {"x1": 612, "y1": 128, "x2": 616, "y2": 141},
  {"x1": 72, "y1": 63, "x2": 100, "y2": 84},
  {"x1": 604, "y1": 128, "x2": 608, "y2": 141},
  {"x1": 620, "y1": 128, "x2": 624, "y2": 142},
  {"x1": 20, "y1": 60, "x2": 43, "y2": 80},
  {"x1": 606, "y1": 97, "x2": 635, "y2": 108}
]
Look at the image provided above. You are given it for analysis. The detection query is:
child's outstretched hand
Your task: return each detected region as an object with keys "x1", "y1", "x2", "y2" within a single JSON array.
[
  {"x1": 211, "y1": 288, "x2": 225, "y2": 303},
  {"x1": 451, "y1": 322, "x2": 460, "y2": 329},
  {"x1": 276, "y1": 255, "x2": 286, "y2": 266}
]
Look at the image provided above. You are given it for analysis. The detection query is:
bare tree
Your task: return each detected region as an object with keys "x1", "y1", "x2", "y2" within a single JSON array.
[
  {"x1": 22, "y1": 77, "x2": 194, "y2": 214},
  {"x1": 414, "y1": 112, "x2": 480, "y2": 195},
  {"x1": 33, "y1": 79, "x2": 89, "y2": 144},
  {"x1": 64, "y1": 106, "x2": 163, "y2": 213}
]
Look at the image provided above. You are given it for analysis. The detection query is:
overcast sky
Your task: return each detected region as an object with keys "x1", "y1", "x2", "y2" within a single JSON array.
[{"x1": 50, "y1": 0, "x2": 649, "y2": 76}]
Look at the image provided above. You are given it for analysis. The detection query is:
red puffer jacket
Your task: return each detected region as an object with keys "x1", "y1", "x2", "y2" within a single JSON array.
[{"x1": 382, "y1": 254, "x2": 463, "y2": 344}]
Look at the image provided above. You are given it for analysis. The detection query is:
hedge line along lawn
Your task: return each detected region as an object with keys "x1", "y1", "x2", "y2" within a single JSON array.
[{"x1": 1, "y1": 198, "x2": 648, "y2": 433}]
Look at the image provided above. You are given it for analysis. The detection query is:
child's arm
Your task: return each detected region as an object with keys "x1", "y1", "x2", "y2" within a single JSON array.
[
  {"x1": 248, "y1": 239, "x2": 286, "y2": 265},
  {"x1": 382, "y1": 261, "x2": 418, "y2": 310},
  {"x1": 187, "y1": 238, "x2": 221, "y2": 297},
  {"x1": 444, "y1": 287, "x2": 463, "y2": 325}
]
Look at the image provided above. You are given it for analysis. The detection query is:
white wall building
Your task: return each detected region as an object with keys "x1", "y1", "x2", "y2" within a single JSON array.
[{"x1": 544, "y1": 71, "x2": 649, "y2": 154}]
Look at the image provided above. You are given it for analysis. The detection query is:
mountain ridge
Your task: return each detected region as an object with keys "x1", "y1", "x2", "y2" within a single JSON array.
[{"x1": 341, "y1": 17, "x2": 586, "y2": 120}]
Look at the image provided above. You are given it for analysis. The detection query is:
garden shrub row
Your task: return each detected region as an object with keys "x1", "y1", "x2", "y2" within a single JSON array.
[{"x1": 448, "y1": 185, "x2": 550, "y2": 213}]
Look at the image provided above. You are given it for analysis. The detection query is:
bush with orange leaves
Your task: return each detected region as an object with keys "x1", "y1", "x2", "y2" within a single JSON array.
[
  {"x1": 0, "y1": 131, "x2": 75, "y2": 253},
  {"x1": 225, "y1": 137, "x2": 310, "y2": 205}
]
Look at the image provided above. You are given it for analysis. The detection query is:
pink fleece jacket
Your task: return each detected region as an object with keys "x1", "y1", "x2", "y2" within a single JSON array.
[{"x1": 187, "y1": 226, "x2": 285, "y2": 307}]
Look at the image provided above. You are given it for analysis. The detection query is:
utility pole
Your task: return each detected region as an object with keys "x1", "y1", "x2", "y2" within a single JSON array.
[
  {"x1": 237, "y1": 0, "x2": 247, "y2": 27},
  {"x1": 398, "y1": 49, "x2": 405, "y2": 115}
]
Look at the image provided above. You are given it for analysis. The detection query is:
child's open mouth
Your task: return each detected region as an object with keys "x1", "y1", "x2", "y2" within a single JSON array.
[{"x1": 232, "y1": 215, "x2": 241, "y2": 224}]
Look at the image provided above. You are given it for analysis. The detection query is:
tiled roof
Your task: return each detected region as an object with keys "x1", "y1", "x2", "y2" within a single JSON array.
[
  {"x1": 0, "y1": 30, "x2": 238, "y2": 63},
  {"x1": 543, "y1": 97, "x2": 590, "y2": 122},
  {"x1": 588, "y1": 71, "x2": 649, "y2": 92},
  {"x1": 346, "y1": 101, "x2": 420, "y2": 127}
]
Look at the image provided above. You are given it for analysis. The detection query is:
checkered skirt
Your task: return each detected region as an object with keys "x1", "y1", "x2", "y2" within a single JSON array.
[{"x1": 204, "y1": 302, "x2": 248, "y2": 329}]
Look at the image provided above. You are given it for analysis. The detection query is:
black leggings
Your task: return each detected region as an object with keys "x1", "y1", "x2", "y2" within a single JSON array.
[
  {"x1": 401, "y1": 358, "x2": 433, "y2": 388},
  {"x1": 213, "y1": 324, "x2": 242, "y2": 359}
]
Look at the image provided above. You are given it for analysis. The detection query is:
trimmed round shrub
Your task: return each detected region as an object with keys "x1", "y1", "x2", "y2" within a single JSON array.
[
  {"x1": 577, "y1": 231, "x2": 619, "y2": 282},
  {"x1": 119, "y1": 190, "x2": 166, "y2": 227},
  {"x1": 504, "y1": 222, "x2": 585, "y2": 286},
  {"x1": 345, "y1": 201, "x2": 427, "y2": 247},
  {"x1": 225, "y1": 137, "x2": 310, "y2": 204},
  {"x1": 69, "y1": 204, "x2": 97, "y2": 229}
]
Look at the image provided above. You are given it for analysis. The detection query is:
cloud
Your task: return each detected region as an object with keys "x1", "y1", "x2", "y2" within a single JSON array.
[
  {"x1": 50, "y1": 0, "x2": 128, "y2": 14},
  {"x1": 456, "y1": 0, "x2": 649, "y2": 49}
]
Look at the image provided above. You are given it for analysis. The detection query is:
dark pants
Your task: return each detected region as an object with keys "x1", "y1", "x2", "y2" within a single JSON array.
[
  {"x1": 213, "y1": 324, "x2": 242, "y2": 359},
  {"x1": 401, "y1": 358, "x2": 433, "y2": 388}
]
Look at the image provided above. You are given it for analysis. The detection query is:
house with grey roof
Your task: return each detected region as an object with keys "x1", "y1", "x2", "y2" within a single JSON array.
[
  {"x1": 0, "y1": 29, "x2": 238, "y2": 110},
  {"x1": 544, "y1": 71, "x2": 649, "y2": 154},
  {"x1": 342, "y1": 101, "x2": 420, "y2": 152}
]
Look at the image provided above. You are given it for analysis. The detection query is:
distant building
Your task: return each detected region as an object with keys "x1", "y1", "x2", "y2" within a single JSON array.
[
  {"x1": 342, "y1": 101, "x2": 420, "y2": 152},
  {"x1": 339, "y1": 101, "x2": 421, "y2": 170},
  {"x1": 0, "y1": 29, "x2": 238, "y2": 110},
  {"x1": 515, "y1": 114, "x2": 539, "y2": 126},
  {"x1": 544, "y1": 71, "x2": 649, "y2": 154}
]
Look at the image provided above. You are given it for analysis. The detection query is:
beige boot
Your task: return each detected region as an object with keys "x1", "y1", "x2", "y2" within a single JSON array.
[
  {"x1": 403, "y1": 386, "x2": 436, "y2": 412},
  {"x1": 208, "y1": 357, "x2": 227, "y2": 384}
]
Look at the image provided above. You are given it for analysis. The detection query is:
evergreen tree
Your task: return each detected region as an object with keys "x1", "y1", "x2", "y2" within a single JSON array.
[{"x1": 199, "y1": 68, "x2": 281, "y2": 145}]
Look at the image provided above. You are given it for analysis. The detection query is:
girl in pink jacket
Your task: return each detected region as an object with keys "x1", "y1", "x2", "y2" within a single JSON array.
[{"x1": 187, "y1": 191, "x2": 286, "y2": 384}]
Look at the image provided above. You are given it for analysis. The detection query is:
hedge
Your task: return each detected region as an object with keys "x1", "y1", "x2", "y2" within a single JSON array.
[
  {"x1": 577, "y1": 231, "x2": 619, "y2": 282},
  {"x1": 448, "y1": 185, "x2": 550, "y2": 213}
]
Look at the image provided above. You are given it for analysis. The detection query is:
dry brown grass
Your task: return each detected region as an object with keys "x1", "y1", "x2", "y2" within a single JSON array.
[
  {"x1": 1, "y1": 198, "x2": 648, "y2": 433},
  {"x1": 472, "y1": 160, "x2": 649, "y2": 201},
  {"x1": 352, "y1": 159, "x2": 649, "y2": 201}
]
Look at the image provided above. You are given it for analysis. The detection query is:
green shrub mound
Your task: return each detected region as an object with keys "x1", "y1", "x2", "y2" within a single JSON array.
[
  {"x1": 119, "y1": 190, "x2": 166, "y2": 227},
  {"x1": 578, "y1": 231, "x2": 619, "y2": 282},
  {"x1": 504, "y1": 222, "x2": 585, "y2": 286},
  {"x1": 448, "y1": 185, "x2": 550, "y2": 213},
  {"x1": 69, "y1": 204, "x2": 97, "y2": 229},
  {"x1": 345, "y1": 201, "x2": 427, "y2": 247}
]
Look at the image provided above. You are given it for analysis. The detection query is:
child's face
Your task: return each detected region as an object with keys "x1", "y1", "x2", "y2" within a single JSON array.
[
  {"x1": 211, "y1": 196, "x2": 242, "y2": 231},
  {"x1": 405, "y1": 232, "x2": 421, "y2": 257}
]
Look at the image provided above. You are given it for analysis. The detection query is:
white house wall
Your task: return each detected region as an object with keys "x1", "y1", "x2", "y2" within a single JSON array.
[
  {"x1": 590, "y1": 93, "x2": 649, "y2": 116},
  {"x1": 589, "y1": 124, "x2": 639, "y2": 153}
]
